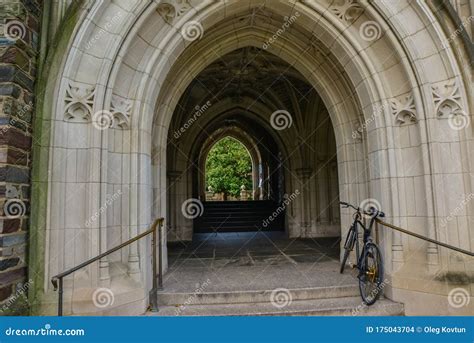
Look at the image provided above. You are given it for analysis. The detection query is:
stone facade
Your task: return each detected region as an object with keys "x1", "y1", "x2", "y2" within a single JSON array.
[
  {"x1": 0, "y1": 0, "x2": 41, "y2": 314},
  {"x1": 0, "y1": 0, "x2": 472, "y2": 316}
]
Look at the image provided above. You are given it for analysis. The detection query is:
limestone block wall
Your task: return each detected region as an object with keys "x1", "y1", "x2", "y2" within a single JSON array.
[{"x1": 0, "y1": 0, "x2": 41, "y2": 314}]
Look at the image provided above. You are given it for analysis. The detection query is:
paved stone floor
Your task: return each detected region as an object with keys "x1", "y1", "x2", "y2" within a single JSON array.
[{"x1": 163, "y1": 232, "x2": 357, "y2": 292}]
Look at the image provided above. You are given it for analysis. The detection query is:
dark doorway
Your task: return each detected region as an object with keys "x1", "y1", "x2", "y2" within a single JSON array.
[
  {"x1": 192, "y1": 115, "x2": 286, "y2": 233},
  {"x1": 194, "y1": 200, "x2": 284, "y2": 233}
]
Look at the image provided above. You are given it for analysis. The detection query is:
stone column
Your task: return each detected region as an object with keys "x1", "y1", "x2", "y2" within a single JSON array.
[
  {"x1": 167, "y1": 170, "x2": 181, "y2": 241},
  {"x1": 295, "y1": 168, "x2": 312, "y2": 236},
  {"x1": 0, "y1": 0, "x2": 41, "y2": 314},
  {"x1": 126, "y1": 154, "x2": 140, "y2": 282},
  {"x1": 328, "y1": 161, "x2": 339, "y2": 224},
  {"x1": 316, "y1": 161, "x2": 330, "y2": 224}
]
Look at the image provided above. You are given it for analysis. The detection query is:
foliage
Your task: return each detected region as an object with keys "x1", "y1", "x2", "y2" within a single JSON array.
[{"x1": 205, "y1": 137, "x2": 253, "y2": 198}]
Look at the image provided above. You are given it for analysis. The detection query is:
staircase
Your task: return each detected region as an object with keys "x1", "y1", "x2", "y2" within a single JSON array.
[
  {"x1": 194, "y1": 200, "x2": 284, "y2": 233},
  {"x1": 151, "y1": 285, "x2": 404, "y2": 316},
  {"x1": 152, "y1": 232, "x2": 404, "y2": 316}
]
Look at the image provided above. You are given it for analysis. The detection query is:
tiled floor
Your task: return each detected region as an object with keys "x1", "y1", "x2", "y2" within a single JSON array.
[{"x1": 162, "y1": 232, "x2": 357, "y2": 292}]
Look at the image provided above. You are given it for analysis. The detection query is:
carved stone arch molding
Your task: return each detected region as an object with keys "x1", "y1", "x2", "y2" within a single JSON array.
[{"x1": 28, "y1": 0, "x2": 473, "y2": 316}]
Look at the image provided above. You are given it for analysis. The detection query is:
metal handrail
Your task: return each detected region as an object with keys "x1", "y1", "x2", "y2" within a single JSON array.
[
  {"x1": 51, "y1": 218, "x2": 165, "y2": 316},
  {"x1": 375, "y1": 218, "x2": 473, "y2": 257}
]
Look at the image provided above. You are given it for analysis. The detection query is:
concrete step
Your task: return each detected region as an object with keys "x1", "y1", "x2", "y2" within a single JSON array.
[
  {"x1": 158, "y1": 284, "x2": 359, "y2": 306},
  {"x1": 150, "y1": 296, "x2": 404, "y2": 316},
  {"x1": 198, "y1": 214, "x2": 279, "y2": 218},
  {"x1": 203, "y1": 200, "x2": 276, "y2": 206}
]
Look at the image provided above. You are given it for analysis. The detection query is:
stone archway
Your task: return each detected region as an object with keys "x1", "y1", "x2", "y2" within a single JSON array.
[
  {"x1": 197, "y1": 127, "x2": 263, "y2": 202},
  {"x1": 30, "y1": 0, "x2": 473, "y2": 315},
  {"x1": 164, "y1": 45, "x2": 340, "y2": 240}
]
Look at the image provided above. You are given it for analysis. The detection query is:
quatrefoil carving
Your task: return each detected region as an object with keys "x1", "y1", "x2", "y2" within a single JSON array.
[
  {"x1": 110, "y1": 94, "x2": 132, "y2": 129},
  {"x1": 64, "y1": 81, "x2": 95, "y2": 122},
  {"x1": 432, "y1": 81, "x2": 464, "y2": 118},
  {"x1": 330, "y1": 0, "x2": 364, "y2": 24}
]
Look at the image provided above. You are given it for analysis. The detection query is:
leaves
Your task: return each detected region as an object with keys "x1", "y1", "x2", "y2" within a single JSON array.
[{"x1": 205, "y1": 137, "x2": 253, "y2": 198}]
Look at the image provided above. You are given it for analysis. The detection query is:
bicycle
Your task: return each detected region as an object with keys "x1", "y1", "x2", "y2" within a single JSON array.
[{"x1": 339, "y1": 201, "x2": 385, "y2": 305}]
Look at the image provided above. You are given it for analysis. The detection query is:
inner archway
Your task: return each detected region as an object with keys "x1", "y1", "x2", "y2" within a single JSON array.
[
  {"x1": 192, "y1": 116, "x2": 286, "y2": 233},
  {"x1": 204, "y1": 136, "x2": 254, "y2": 201},
  {"x1": 166, "y1": 47, "x2": 340, "y2": 241}
]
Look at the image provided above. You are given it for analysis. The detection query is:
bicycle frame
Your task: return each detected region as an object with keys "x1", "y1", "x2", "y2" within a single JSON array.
[
  {"x1": 340, "y1": 201, "x2": 385, "y2": 305},
  {"x1": 351, "y1": 214, "x2": 377, "y2": 270}
]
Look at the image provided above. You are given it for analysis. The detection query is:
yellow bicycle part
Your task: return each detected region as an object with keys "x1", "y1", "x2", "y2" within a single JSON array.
[{"x1": 366, "y1": 265, "x2": 377, "y2": 283}]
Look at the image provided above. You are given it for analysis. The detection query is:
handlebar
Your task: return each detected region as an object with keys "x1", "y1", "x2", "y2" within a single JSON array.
[{"x1": 339, "y1": 201, "x2": 385, "y2": 218}]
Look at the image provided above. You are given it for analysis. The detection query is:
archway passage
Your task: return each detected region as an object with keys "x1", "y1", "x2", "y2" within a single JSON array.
[
  {"x1": 204, "y1": 137, "x2": 254, "y2": 202},
  {"x1": 29, "y1": 0, "x2": 474, "y2": 316},
  {"x1": 192, "y1": 116, "x2": 286, "y2": 233},
  {"x1": 166, "y1": 47, "x2": 339, "y2": 237}
]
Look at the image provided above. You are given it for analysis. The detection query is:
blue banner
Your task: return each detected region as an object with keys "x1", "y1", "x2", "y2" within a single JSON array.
[{"x1": 0, "y1": 316, "x2": 472, "y2": 343}]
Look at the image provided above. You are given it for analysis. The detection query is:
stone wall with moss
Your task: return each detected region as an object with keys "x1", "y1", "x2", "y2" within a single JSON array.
[{"x1": 0, "y1": 0, "x2": 41, "y2": 315}]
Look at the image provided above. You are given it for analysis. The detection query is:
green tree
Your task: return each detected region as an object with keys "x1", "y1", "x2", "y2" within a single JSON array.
[{"x1": 205, "y1": 137, "x2": 253, "y2": 198}]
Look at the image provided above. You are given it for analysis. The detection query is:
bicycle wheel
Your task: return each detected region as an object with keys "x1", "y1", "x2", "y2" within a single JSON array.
[
  {"x1": 358, "y1": 242, "x2": 384, "y2": 305},
  {"x1": 340, "y1": 226, "x2": 356, "y2": 274}
]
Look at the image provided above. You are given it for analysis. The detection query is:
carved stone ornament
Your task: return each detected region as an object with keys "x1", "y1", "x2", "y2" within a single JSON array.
[
  {"x1": 432, "y1": 80, "x2": 465, "y2": 117},
  {"x1": 330, "y1": 0, "x2": 363, "y2": 24},
  {"x1": 110, "y1": 94, "x2": 132, "y2": 129},
  {"x1": 156, "y1": 0, "x2": 191, "y2": 24},
  {"x1": 390, "y1": 94, "x2": 417, "y2": 125},
  {"x1": 64, "y1": 80, "x2": 95, "y2": 122},
  {"x1": 352, "y1": 123, "x2": 363, "y2": 142}
]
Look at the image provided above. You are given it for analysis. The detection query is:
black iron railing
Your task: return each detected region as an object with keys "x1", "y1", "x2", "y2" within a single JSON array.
[
  {"x1": 51, "y1": 218, "x2": 165, "y2": 316},
  {"x1": 375, "y1": 219, "x2": 473, "y2": 257}
]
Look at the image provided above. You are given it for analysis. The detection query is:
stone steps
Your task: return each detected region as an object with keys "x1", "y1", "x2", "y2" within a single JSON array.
[
  {"x1": 150, "y1": 285, "x2": 404, "y2": 316},
  {"x1": 157, "y1": 284, "x2": 359, "y2": 306},
  {"x1": 194, "y1": 200, "x2": 284, "y2": 232}
]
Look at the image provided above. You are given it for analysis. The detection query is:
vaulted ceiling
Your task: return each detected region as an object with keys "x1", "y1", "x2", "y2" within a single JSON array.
[{"x1": 174, "y1": 46, "x2": 318, "y2": 122}]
